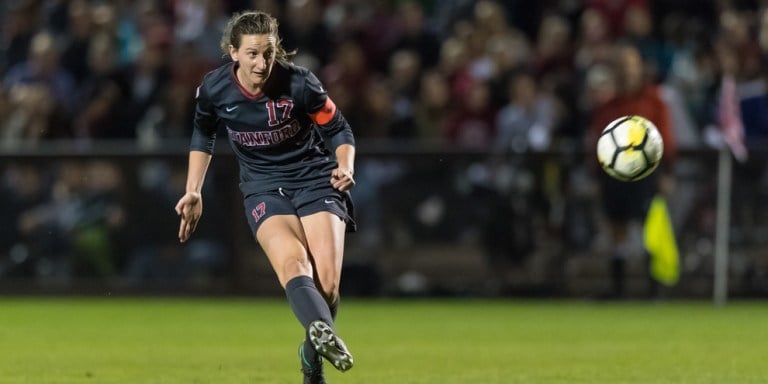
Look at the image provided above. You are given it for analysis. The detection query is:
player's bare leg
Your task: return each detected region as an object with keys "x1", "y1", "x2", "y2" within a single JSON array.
[
  {"x1": 257, "y1": 215, "x2": 313, "y2": 286},
  {"x1": 301, "y1": 212, "x2": 345, "y2": 305}
]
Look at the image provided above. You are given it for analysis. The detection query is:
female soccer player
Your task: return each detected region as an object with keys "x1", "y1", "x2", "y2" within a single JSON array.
[{"x1": 174, "y1": 10, "x2": 355, "y2": 384}]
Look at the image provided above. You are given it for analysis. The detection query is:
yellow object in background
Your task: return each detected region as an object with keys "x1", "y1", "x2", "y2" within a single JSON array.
[{"x1": 644, "y1": 195, "x2": 680, "y2": 286}]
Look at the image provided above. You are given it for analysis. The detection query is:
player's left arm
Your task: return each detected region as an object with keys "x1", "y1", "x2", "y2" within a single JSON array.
[{"x1": 304, "y1": 72, "x2": 356, "y2": 191}]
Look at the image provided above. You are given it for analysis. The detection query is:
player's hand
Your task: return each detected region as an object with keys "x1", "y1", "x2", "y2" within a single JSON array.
[
  {"x1": 331, "y1": 168, "x2": 355, "y2": 191},
  {"x1": 175, "y1": 192, "x2": 202, "y2": 243}
]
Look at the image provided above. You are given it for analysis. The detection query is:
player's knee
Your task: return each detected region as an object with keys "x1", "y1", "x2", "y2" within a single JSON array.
[
  {"x1": 316, "y1": 273, "x2": 339, "y2": 301},
  {"x1": 283, "y1": 253, "x2": 313, "y2": 277},
  {"x1": 269, "y1": 244, "x2": 313, "y2": 285}
]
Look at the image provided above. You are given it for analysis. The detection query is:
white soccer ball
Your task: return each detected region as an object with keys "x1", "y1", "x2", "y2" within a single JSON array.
[{"x1": 596, "y1": 115, "x2": 663, "y2": 182}]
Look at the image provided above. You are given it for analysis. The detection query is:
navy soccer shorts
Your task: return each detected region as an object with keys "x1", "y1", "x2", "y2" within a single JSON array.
[{"x1": 243, "y1": 183, "x2": 356, "y2": 238}]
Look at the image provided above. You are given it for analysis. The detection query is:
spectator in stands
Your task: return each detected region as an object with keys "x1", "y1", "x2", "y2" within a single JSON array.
[
  {"x1": 588, "y1": 43, "x2": 677, "y2": 298},
  {"x1": 73, "y1": 33, "x2": 127, "y2": 140},
  {"x1": 0, "y1": 1, "x2": 42, "y2": 74},
  {"x1": 70, "y1": 161, "x2": 126, "y2": 278},
  {"x1": 663, "y1": 20, "x2": 719, "y2": 132},
  {"x1": 392, "y1": 0, "x2": 441, "y2": 69},
  {"x1": 0, "y1": 164, "x2": 47, "y2": 278},
  {"x1": 624, "y1": 4, "x2": 676, "y2": 82},
  {"x1": 59, "y1": 0, "x2": 94, "y2": 85},
  {"x1": 321, "y1": 40, "x2": 370, "y2": 121},
  {"x1": 443, "y1": 79, "x2": 497, "y2": 148},
  {"x1": 438, "y1": 36, "x2": 473, "y2": 101},
  {"x1": 3, "y1": 30, "x2": 76, "y2": 108},
  {"x1": 718, "y1": 8, "x2": 768, "y2": 140},
  {"x1": 496, "y1": 68, "x2": 558, "y2": 154},
  {"x1": 2, "y1": 30, "x2": 76, "y2": 141},
  {"x1": 16, "y1": 162, "x2": 82, "y2": 280},
  {"x1": 532, "y1": 13, "x2": 574, "y2": 84},
  {"x1": 574, "y1": 8, "x2": 612, "y2": 73},
  {"x1": 386, "y1": 49, "x2": 421, "y2": 139},
  {"x1": 486, "y1": 30, "x2": 532, "y2": 86},
  {"x1": 587, "y1": 0, "x2": 649, "y2": 38},
  {"x1": 173, "y1": 0, "x2": 230, "y2": 65},
  {"x1": 360, "y1": 77, "x2": 401, "y2": 139},
  {"x1": 414, "y1": 69, "x2": 451, "y2": 139},
  {"x1": 531, "y1": 13, "x2": 578, "y2": 147},
  {"x1": 281, "y1": 0, "x2": 332, "y2": 68},
  {"x1": 114, "y1": 28, "x2": 172, "y2": 140}
]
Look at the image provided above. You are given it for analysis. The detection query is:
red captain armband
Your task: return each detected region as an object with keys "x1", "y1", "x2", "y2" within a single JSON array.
[{"x1": 309, "y1": 97, "x2": 337, "y2": 125}]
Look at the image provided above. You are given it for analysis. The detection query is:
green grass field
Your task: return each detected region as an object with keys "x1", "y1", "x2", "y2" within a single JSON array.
[{"x1": 0, "y1": 297, "x2": 766, "y2": 384}]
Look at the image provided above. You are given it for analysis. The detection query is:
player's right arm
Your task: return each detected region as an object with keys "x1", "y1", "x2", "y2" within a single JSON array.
[
  {"x1": 176, "y1": 151, "x2": 211, "y2": 242},
  {"x1": 176, "y1": 79, "x2": 219, "y2": 242}
]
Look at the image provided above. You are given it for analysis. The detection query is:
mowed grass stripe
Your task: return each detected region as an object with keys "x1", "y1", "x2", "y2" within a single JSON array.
[{"x1": 0, "y1": 298, "x2": 766, "y2": 384}]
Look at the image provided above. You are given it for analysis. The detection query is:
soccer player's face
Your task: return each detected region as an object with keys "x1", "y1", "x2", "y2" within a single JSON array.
[{"x1": 230, "y1": 34, "x2": 276, "y2": 90}]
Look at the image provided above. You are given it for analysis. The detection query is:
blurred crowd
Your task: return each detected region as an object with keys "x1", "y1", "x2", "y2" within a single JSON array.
[
  {"x1": 1, "y1": 0, "x2": 767, "y2": 147},
  {"x1": 2, "y1": 0, "x2": 768, "y2": 293}
]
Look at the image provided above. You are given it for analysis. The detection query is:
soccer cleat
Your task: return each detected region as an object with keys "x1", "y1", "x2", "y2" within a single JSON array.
[
  {"x1": 308, "y1": 320, "x2": 354, "y2": 372},
  {"x1": 299, "y1": 343, "x2": 325, "y2": 384}
]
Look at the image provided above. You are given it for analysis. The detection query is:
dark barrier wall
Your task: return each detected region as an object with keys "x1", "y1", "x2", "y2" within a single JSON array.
[{"x1": 1, "y1": 141, "x2": 767, "y2": 298}]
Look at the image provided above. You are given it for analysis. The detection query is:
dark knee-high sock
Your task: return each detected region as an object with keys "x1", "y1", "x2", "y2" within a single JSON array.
[
  {"x1": 285, "y1": 275, "x2": 334, "y2": 328},
  {"x1": 286, "y1": 276, "x2": 333, "y2": 365}
]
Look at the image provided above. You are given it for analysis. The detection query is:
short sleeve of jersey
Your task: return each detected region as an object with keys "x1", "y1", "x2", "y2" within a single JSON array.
[
  {"x1": 300, "y1": 70, "x2": 355, "y2": 149},
  {"x1": 302, "y1": 71, "x2": 329, "y2": 113},
  {"x1": 190, "y1": 78, "x2": 218, "y2": 154}
]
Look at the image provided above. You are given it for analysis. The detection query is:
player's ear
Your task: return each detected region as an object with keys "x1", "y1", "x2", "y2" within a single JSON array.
[{"x1": 228, "y1": 45, "x2": 238, "y2": 62}]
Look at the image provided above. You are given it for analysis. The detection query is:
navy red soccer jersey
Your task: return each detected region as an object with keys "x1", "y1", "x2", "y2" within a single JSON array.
[{"x1": 191, "y1": 61, "x2": 354, "y2": 196}]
